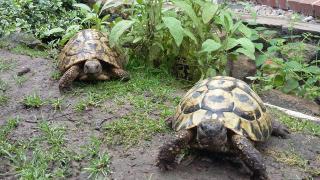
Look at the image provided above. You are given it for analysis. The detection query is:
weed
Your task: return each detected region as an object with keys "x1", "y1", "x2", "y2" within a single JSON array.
[
  {"x1": 22, "y1": 93, "x2": 44, "y2": 108},
  {"x1": 50, "y1": 70, "x2": 62, "y2": 80},
  {"x1": 270, "y1": 108, "x2": 320, "y2": 136},
  {"x1": 104, "y1": 112, "x2": 169, "y2": 147},
  {"x1": 11, "y1": 45, "x2": 48, "y2": 58},
  {"x1": 13, "y1": 75, "x2": 28, "y2": 86},
  {"x1": 0, "y1": 58, "x2": 14, "y2": 72},
  {"x1": 265, "y1": 149, "x2": 307, "y2": 168},
  {"x1": 0, "y1": 79, "x2": 9, "y2": 92},
  {"x1": 0, "y1": 94, "x2": 9, "y2": 106},
  {"x1": 49, "y1": 97, "x2": 63, "y2": 111},
  {"x1": 84, "y1": 152, "x2": 111, "y2": 179}
]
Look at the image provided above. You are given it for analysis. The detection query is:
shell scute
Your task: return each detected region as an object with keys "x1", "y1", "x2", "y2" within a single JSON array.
[{"x1": 173, "y1": 76, "x2": 272, "y2": 142}]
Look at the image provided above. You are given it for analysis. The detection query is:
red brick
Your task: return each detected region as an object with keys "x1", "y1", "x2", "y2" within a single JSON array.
[
  {"x1": 314, "y1": 2, "x2": 320, "y2": 17},
  {"x1": 278, "y1": 0, "x2": 288, "y2": 9},
  {"x1": 261, "y1": 0, "x2": 278, "y2": 7},
  {"x1": 288, "y1": 0, "x2": 300, "y2": 11}
]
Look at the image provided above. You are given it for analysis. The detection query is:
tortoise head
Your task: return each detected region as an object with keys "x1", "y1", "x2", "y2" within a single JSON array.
[
  {"x1": 196, "y1": 120, "x2": 227, "y2": 147},
  {"x1": 84, "y1": 59, "x2": 102, "y2": 75}
]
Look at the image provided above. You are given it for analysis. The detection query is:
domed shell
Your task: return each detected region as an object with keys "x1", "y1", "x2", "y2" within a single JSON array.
[
  {"x1": 58, "y1": 29, "x2": 122, "y2": 72},
  {"x1": 173, "y1": 76, "x2": 272, "y2": 142}
]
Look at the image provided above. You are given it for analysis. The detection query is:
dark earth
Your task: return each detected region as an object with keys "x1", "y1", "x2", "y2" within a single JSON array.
[{"x1": 0, "y1": 49, "x2": 319, "y2": 179}]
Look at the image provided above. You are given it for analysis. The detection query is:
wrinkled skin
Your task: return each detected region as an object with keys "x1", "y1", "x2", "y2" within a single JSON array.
[{"x1": 157, "y1": 119, "x2": 289, "y2": 180}]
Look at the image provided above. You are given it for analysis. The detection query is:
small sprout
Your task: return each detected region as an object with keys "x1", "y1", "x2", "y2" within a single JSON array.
[
  {"x1": 0, "y1": 94, "x2": 9, "y2": 106},
  {"x1": 50, "y1": 70, "x2": 62, "y2": 80},
  {"x1": 13, "y1": 75, "x2": 28, "y2": 86},
  {"x1": 0, "y1": 58, "x2": 14, "y2": 72},
  {"x1": 50, "y1": 97, "x2": 63, "y2": 111},
  {"x1": 22, "y1": 93, "x2": 44, "y2": 108}
]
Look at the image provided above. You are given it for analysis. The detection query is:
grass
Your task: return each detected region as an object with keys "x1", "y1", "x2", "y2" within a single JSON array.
[
  {"x1": 270, "y1": 108, "x2": 320, "y2": 136},
  {"x1": 0, "y1": 58, "x2": 15, "y2": 72},
  {"x1": 50, "y1": 70, "x2": 62, "y2": 80},
  {"x1": 0, "y1": 94, "x2": 9, "y2": 106},
  {"x1": 11, "y1": 45, "x2": 48, "y2": 58},
  {"x1": 13, "y1": 75, "x2": 28, "y2": 86},
  {"x1": 265, "y1": 148, "x2": 320, "y2": 176},
  {"x1": 49, "y1": 97, "x2": 63, "y2": 111},
  {"x1": 22, "y1": 93, "x2": 45, "y2": 108}
]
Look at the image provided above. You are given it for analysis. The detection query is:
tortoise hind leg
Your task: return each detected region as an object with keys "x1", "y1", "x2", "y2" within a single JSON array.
[
  {"x1": 271, "y1": 120, "x2": 290, "y2": 139},
  {"x1": 157, "y1": 129, "x2": 194, "y2": 170},
  {"x1": 110, "y1": 67, "x2": 130, "y2": 81},
  {"x1": 231, "y1": 134, "x2": 269, "y2": 180},
  {"x1": 59, "y1": 65, "x2": 80, "y2": 91}
]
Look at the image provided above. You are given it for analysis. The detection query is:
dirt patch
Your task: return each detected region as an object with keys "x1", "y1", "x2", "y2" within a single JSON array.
[{"x1": 0, "y1": 49, "x2": 319, "y2": 179}]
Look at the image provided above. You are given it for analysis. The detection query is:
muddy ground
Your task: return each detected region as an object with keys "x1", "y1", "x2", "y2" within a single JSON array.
[{"x1": 0, "y1": 49, "x2": 319, "y2": 180}]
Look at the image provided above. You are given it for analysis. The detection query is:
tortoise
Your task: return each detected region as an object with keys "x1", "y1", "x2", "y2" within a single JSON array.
[
  {"x1": 58, "y1": 29, "x2": 129, "y2": 90},
  {"x1": 157, "y1": 76, "x2": 289, "y2": 180}
]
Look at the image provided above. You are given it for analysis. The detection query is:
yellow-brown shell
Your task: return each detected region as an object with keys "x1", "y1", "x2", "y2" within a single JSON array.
[
  {"x1": 173, "y1": 76, "x2": 272, "y2": 142},
  {"x1": 58, "y1": 29, "x2": 122, "y2": 72}
]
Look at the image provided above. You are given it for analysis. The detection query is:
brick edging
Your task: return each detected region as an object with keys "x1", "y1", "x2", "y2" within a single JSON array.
[{"x1": 254, "y1": 0, "x2": 320, "y2": 17}]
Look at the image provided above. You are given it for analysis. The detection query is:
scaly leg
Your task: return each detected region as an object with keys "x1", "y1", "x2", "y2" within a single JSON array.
[
  {"x1": 59, "y1": 65, "x2": 80, "y2": 91},
  {"x1": 111, "y1": 67, "x2": 130, "y2": 81},
  {"x1": 271, "y1": 120, "x2": 290, "y2": 139},
  {"x1": 157, "y1": 129, "x2": 194, "y2": 170},
  {"x1": 231, "y1": 134, "x2": 269, "y2": 180}
]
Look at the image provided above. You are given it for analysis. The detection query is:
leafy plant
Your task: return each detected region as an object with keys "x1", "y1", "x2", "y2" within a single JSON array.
[
  {"x1": 251, "y1": 38, "x2": 320, "y2": 99},
  {"x1": 110, "y1": 0, "x2": 257, "y2": 81},
  {"x1": 22, "y1": 93, "x2": 45, "y2": 108},
  {"x1": 0, "y1": 0, "x2": 83, "y2": 39}
]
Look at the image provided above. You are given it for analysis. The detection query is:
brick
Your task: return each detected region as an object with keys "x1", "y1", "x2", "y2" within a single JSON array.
[
  {"x1": 278, "y1": 0, "x2": 288, "y2": 9},
  {"x1": 288, "y1": 0, "x2": 300, "y2": 11},
  {"x1": 288, "y1": 0, "x2": 318, "y2": 16},
  {"x1": 315, "y1": 2, "x2": 320, "y2": 17}
]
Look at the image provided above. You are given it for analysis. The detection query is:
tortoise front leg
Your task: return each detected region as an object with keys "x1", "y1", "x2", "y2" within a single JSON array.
[
  {"x1": 231, "y1": 134, "x2": 269, "y2": 180},
  {"x1": 59, "y1": 65, "x2": 80, "y2": 91},
  {"x1": 157, "y1": 129, "x2": 194, "y2": 170},
  {"x1": 271, "y1": 120, "x2": 290, "y2": 139},
  {"x1": 110, "y1": 67, "x2": 130, "y2": 81}
]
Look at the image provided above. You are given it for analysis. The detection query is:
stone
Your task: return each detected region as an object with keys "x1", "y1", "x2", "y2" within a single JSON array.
[
  {"x1": 227, "y1": 55, "x2": 257, "y2": 83},
  {"x1": 259, "y1": 89, "x2": 320, "y2": 116},
  {"x1": 280, "y1": 42, "x2": 320, "y2": 63}
]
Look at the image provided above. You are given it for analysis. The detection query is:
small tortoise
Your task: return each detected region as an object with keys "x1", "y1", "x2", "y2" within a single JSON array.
[
  {"x1": 157, "y1": 76, "x2": 289, "y2": 180},
  {"x1": 58, "y1": 29, "x2": 129, "y2": 90}
]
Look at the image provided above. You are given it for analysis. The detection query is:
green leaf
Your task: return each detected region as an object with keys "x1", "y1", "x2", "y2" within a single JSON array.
[
  {"x1": 285, "y1": 61, "x2": 302, "y2": 71},
  {"x1": 236, "y1": 48, "x2": 255, "y2": 60},
  {"x1": 237, "y1": 24, "x2": 252, "y2": 38},
  {"x1": 133, "y1": 37, "x2": 143, "y2": 43},
  {"x1": 306, "y1": 66, "x2": 320, "y2": 74},
  {"x1": 202, "y1": 3, "x2": 218, "y2": 24},
  {"x1": 92, "y1": 1, "x2": 102, "y2": 14},
  {"x1": 109, "y1": 20, "x2": 135, "y2": 47},
  {"x1": 73, "y1": 3, "x2": 92, "y2": 12},
  {"x1": 200, "y1": 39, "x2": 221, "y2": 53},
  {"x1": 183, "y1": 28, "x2": 197, "y2": 44},
  {"x1": 137, "y1": 0, "x2": 143, "y2": 4},
  {"x1": 256, "y1": 54, "x2": 267, "y2": 66},
  {"x1": 206, "y1": 68, "x2": 217, "y2": 77},
  {"x1": 274, "y1": 74, "x2": 285, "y2": 87},
  {"x1": 226, "y1": 38, "x2": 239, "y2": 50},
  {"x1": 173, "y1": 1, "x2": 200, "y2": 27},
  {"x1": 255, "y1": 43, "x2": 263, "y2": 51},
  {"x1": 162, "y1": 17, "x2": 184, "y2": 47},
  {"x1": 44, "y1": 27, "x2": 64, "y2": 36},
  {"x1": 283, "y1": 78, "x2": 299, "y2": 93},
  {"x1": 100, "y1": 1, "x2": 124, "y2": 15},
  {"x1": 237, "y1": 38, "x2": 255, "y2": 53}
]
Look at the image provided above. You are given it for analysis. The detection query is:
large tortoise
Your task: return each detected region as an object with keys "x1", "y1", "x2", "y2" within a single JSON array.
[
  {"x1": 157, "y1": 76, "x2": 289, "y2": 180},
  {"x1": 58, "y1": 29, "x2": 129, "y2": 90}
]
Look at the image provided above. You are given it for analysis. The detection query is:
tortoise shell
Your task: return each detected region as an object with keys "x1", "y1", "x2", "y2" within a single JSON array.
[
  {"x1": 173, "y1": 76, "x2": 272, "y2": 142},
  {"x1": 58, "y1": 29, "x2": 122, "y2": 72}
]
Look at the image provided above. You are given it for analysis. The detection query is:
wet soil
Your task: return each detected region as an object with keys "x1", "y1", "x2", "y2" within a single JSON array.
[{"x1": 0, "y1": 49, "x2": 319, "y2": 179}]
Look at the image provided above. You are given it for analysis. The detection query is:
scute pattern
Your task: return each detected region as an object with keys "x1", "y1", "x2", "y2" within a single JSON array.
[
  {"x1": 173, "y1": 76, "x2": 272, "y2": 142},
  {"x1": 58, "y1": 29, "x2": 122, "y2": 72}
]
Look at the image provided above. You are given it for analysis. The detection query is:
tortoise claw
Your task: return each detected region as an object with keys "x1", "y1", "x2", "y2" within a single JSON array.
[{"x1": 156, "y1": 159, "x2": 176, "y2": 171}]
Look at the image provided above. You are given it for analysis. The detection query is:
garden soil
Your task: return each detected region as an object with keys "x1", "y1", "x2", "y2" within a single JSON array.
[{"x1": 0, "y1": 49, "x2": 319, "y2": 180}]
